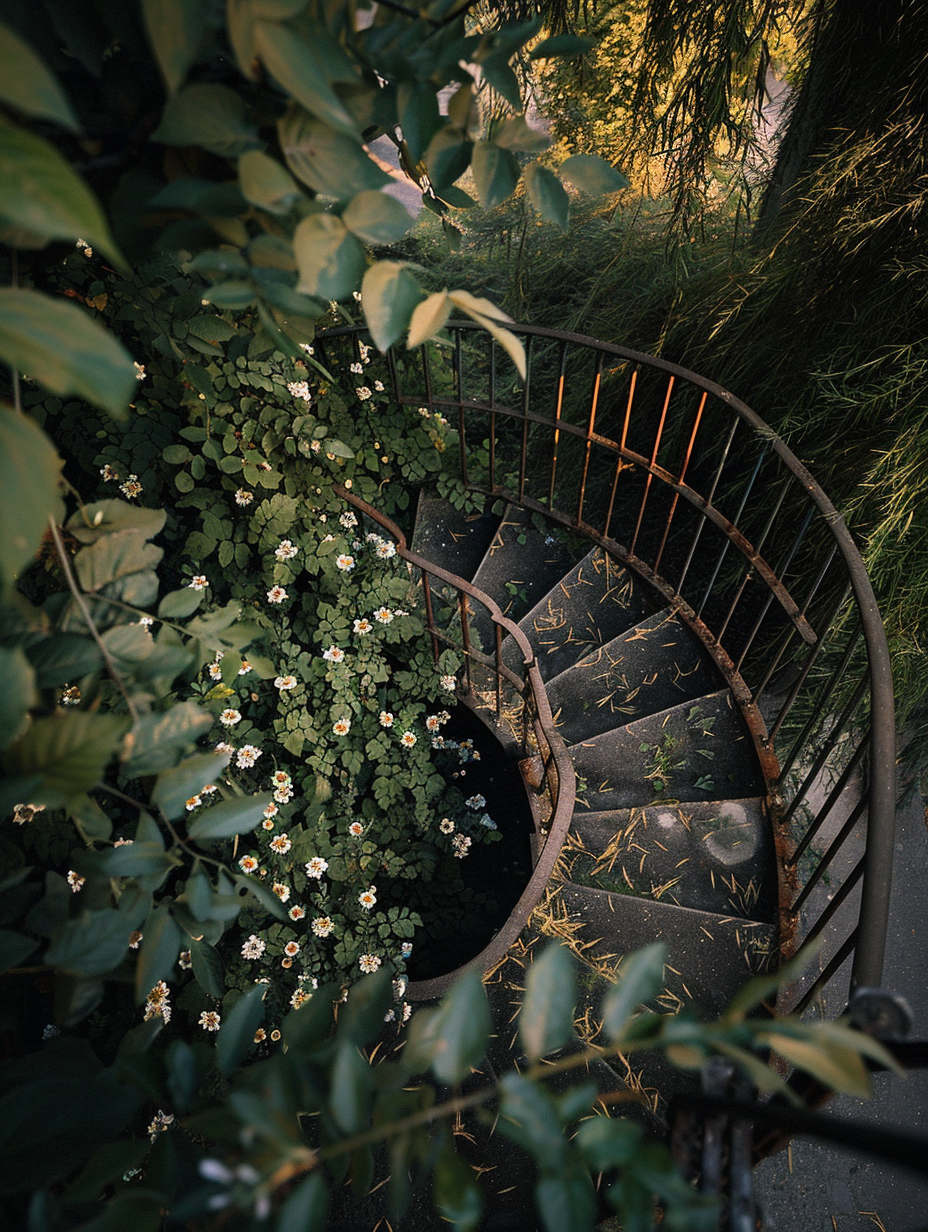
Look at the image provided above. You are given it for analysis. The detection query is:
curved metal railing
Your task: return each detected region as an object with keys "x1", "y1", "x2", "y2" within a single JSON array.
[{"x1": 318, "y1": 321, "x2": 896, "y2": 1016}]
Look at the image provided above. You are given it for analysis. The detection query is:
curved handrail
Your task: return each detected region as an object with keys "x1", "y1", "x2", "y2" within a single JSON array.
[
  {"x1": 332, "y1": 485, "x2": 577, "y2": 1000},
  {"x1": 319, "y1": 321, "x2": 896, "y2": 1010}
]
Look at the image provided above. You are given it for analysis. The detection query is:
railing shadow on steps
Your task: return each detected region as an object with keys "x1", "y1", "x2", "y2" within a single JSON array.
[{"x1": 318, "y1": 320, "x2": 897, "y2": 1023}]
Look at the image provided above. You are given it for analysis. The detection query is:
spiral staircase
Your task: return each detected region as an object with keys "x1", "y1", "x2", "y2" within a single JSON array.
[{"x1": 320, "y1": 321, "x2": 897, "y2": 1227}]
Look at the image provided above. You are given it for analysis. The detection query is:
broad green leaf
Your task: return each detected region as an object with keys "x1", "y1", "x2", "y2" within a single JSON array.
[
  {"x1": 520, "y1": 943, "x2": 576, "y2": 1061},
  {"x1": 276, "y1": 1171, "x2": 329, "y2": 1232},
  {"x1": 293, "y1": 213, "x2": 366, "y2": 301},
  {"x1": 602, "y1": 942, "x2": 666, "y2": 1040},
  {"x1": 152, "y1": 751, "x2": 230, "y2": 821},
  {"x1": 447, "y1": 291, "x2": 526, "y2": 380},
  {"x1": 26, "y1": 633, "x2": 102, "y2": 688},
  {"x1": 434, "y1": 1144, "x2": 483, "y2": 1232},
  {"x1": 722, "y1": 943, "x2": 818, "y2": 1021},
  {"x1": 800, "y1": 1020, "x2": 903, "y2": 1074},
  {"x1": 279, "y1": 107, "x2": 389, "y2": 200},
  {"x1": 98, "y1": 842, "x2": 174, "y2": 881},
  {"x1": 187, "y1": 793, "x2": 273, "y2": 841},
  {"x1": 337, "y1": 967, "x2": 394, "y2": 1046},
  {"x1": 497, "y1": 1073, "x2": 566, "y2": 1171},
  {"x1": 494, "y1": 115, "x2": 550, "y2": 152},
  {"x1": 190, "y1": 936, "x2": 225, "y2": 999},
  {"x1": 142, "y1": 0, "x2": 206, "y2": 94},
  {"x1": 239, "y1": 149, "x2": 302, "y2": 214},
  {"x1": 0, "y1": 410, "x2": 61, "y2": 588},
  {"x1": 574, "y1": 1116, "x2": 641, "y2": 1170},
  {"x1": 329, "y1": 1040, "x2": 371, "y2": 1132},
  {"x1": 530, "y1": 34, "x2": 593, "y2": 59},
  {"x1": 407, "y1": 290, "x2": 452, "y2": 348},
  {"x1": 0, "y1": 646, "x2": 36, "y2": 749},
  {"x1": 123, "y1": 702, "x2": 212, "y2": 778},
  {"x1": 234, "y1": 873, "x2": 289, "y2": 921},
  {"x1": 0, "y1": 22, "x2": 79, "y2": 130},
  {"x1": 0, "y1": 119, "x2": 124, "y2": 265},
  {"x1": 216, "y1": 984, "x2": 265, "y2": 1074},
  {"x1": 62, "y1": 1139, "x2": 151, "y2": 1204},
  {"x1": 254, "y1": 21, "x2": 357, "y2": 136},
  {"x1": 67, "y1": 794, "x2": 113, "y2": 842},
  {"x1": 157, "y1": 587, "x2": 203, "y2": 619},
  {"x1": 1, "y1": 713, "x2": 128, "y2": 808},
  {"x1": 75, "y1": 532, "x2": 162, "y2": 596},
  {"x1": 361, "y1": 261, "x2": 424, "y2": 352},
  {"x1": 470, "y1": 141, "x2": 520, "y2": 209},
  {"x1": 344, "y1": 191, "x2": 415, "y2": 245},
  {"x1": 152, "y1": 83, "x2": 259, "y2": 157},
  {"x1": 559, "y1": 154, "x2": 630, "y2": 196},
  {"x1": 135, "y1": 905, "x2": 183, "y2": 1002},
  {"x1": 760, "y1": 1031, "x2": 871, "y2": 1098},
  {"x1": 0, "y1": 928, "x2": 38, "y2": 974},
  {"x1": 66, "y1": 501, "x2": 166, "y2": 546},
  {"x1": 525, "y1": 162, "x2": 570, "y2": 232},
  {"x1": 45, "y1": 908, "x2": 134, "y2": 976},
  {"x1": 535, "y1": 1169, "x2": 597, "y2": 1232},
  {"x1": 0, "y1": 290, "x2": 137, "y2": 418},
  {"x1": 427, "y1": 965, "x2": 491, "y2": 1085},
  {"x1": 479, "y1": 51, "x2": 521, "y2": 110},
  {"x1": 711, "y1": 1041, "x2": 796, "y2": 1100},
  {"x1": 201, "y1": 280, "x2": 257, "y2": 310},
  {"x1": 424, "y1": 127, "x2": 473, "y2": 191},
  {"x1": 398, "y1": 80, "x2": 443, "y2": 163}
]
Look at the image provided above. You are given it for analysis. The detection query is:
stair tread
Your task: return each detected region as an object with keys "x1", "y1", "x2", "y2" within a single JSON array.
[
  {"x1": 411, "y1": 491, "x2": 500, "y2": 581},
  {"x1": 469, "y1": 505, "x2": 579, "y2": 630},
  {"x1": 544, "y1": 607, "x2": 720, "y2": 742},
  {"x1": 502, "y1": 546, "x2": 652, "y2": 681},
  {"x1": 563, "y1": 798, "x2": 776, "y2": 922},
  {"x1": 555, "y1": 881, "x2": 776, "y2": 1019},
  {"x1": 568, "y1": 690, "x2": 764, "y2": 811}
]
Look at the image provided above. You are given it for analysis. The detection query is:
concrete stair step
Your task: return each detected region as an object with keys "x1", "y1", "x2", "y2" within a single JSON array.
[
  {"x1": 411, "y1": 490, "x2": 501, "y2": 581},
  {"x1": 568, "y1": 691, "x2": 763, "y2": 811},
  {"x1": 502, "y1": 546, "x2": 652, "y2": 682},
  {"x1": 554, "y1": 881, "x2": 776, "y2": 1020},
  {"x1": 563, "y1": 798, "x2": 776, "y2": 922},
  {"x1": 543, "y1": 607, "x2": 720, "y2": 743}
]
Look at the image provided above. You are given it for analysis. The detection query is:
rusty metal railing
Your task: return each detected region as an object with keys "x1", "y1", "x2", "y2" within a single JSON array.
[
  {"x1": 318, "y1": 321, "x2": 896, "y2": 1018},
  {"x1": 331, "y1": 485, "x2": 576, "y2": 1001}
]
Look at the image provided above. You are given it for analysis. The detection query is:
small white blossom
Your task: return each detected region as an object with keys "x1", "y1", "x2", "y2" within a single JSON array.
[
  {"x1": 189, "y1": 575, "x2": 208, "y2": 591},
  {"x1": 275, "y1": 539, "x2": 298, "y2": 561}
]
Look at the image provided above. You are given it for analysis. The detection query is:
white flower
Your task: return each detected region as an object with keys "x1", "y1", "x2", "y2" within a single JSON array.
[
  {"x1": 359, "y1": 953, "x2": 381, "y2": 973},
  {"x1": 273, "y1": 882, "x2": 291, "y2": 903},
  {"x1": 401, "y1": 942, "x2": 413, "y2": 958},
  {"x1": 288, "y1": 905, "x2": 305, "y2": 920},
  {"x1": 100, "y1": 463, "x2": 119, "y2": 482},
  {"x1": 322, "y1": 645, "x2": 344, "y2": 663},
  {"x1": 67, "y1": 870, "x2": 85, "y2": 893},
  {"x1": 199, "y1": 1011, "x2": 221, "y2": 1032},
  {"x1": 275, "y1": 539, "x2": 298, "y2": 561},
  {"x1": 267, "y1": 586, "x2": 288, "y2": 604},
  {"x1": 239, "y1": 855, "x2": 259, "y2": 873},
  {"x1": 185, "y1": 795, "x2": 201, "y2": 811},
  {"x1": 400, "y1": 731, "x2": 416, "y2": 749},
  {"x1": 270, "y1": 833, "x2": 291, "y2": 854},
  {"x1": 208, "y1": 662, "x2": 222, "y2": 680},
  {"x1": 350, "y1": 362, "x2": 363, "y2": 374},
  {"x1": 291, "y1": 987, "x2": 312, "y2": 1008},
  {"x1": 440, "y1": 674, "x2": 457, "y2": 692},
  {"x1": 374, "y1": 380, "x2": 385, "y2": 392},
  {"x1": 452, "y1": 834, "x2": 472, "y2": 858},
  {"x1": 287, "y1": 380, "x2": 312, "y2": 401},
  {"x1": 332, "y1": 717, "x2": 351, "y2": 736},
  {"x1": 439, "y1": 818, "x2": 454, "y2": 834},
  {"x1": 134, "y1": 362, "x2": 146, "y2": 381},
  {"x1": 189, "y1": 575, "x2": 208, "y2": 590},
  {"x1": 356, "y1": 386, "x2": 372, "y2": 401},
  {"x1": 426, "y1": 715, "x2": 441, "y2": 732},
  {"x1": 299, "y1": 343, "x2": 314, "y2": 355},
  {"x1": 275, "y1": 675, "x2": 297, "y2": 690},
  {"x1": 358, "y1": 887, "x2": 377, "y2": 910},
  {"x1": 339, "y1": 511, "x2": 358, "y2": 529},
  {"x1": 379, "y1": 711, "x2": 394, "y2": 728},
  {"x1": 120, "y1": 475, "x2": 143, "y2": 499},
  {"x1": 235, "y1": 488, "x2": 253, "y2": 506},
  {"x1": 219, "y1": 709, "x2": 241, "y2": 727},
  {"x1": 215, "y1": 741, "x2": 235, "y2": 754},
  {"x1": 305, "y1": 857, "x2": 328, "y2": 879},
  {"x1": 312, "y1": 915, "x2": 335, "y2": 937},
  {"x1": 274, "y1": 787, "x2": 293, "y2": 804},
  {"x1": 336, "y1": 554, "x2": 355, "y2": 572},
  {"x1": 238, "y1": 660, "x2": 252, "y2": 675},
  {"x1": 348, "y1": 821, "x2": 364, "y2": 837},
  {"x1": 374, "y1": 606, "x2": 393, "y2": 624},
  {"x1": 353, "y1": 617, "x2": 372, "y2": 635},
  {"x1": 466, "y1": 794, "x2": 486, "y2": 810},
  {"x1": 375, "y1": 540, "x2": 396, "y2": 559},
  {"x1": 241, "y1": 934, "x2": 266, "y2": 960}
]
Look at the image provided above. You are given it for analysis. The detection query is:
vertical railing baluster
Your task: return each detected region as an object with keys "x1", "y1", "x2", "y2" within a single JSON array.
[
  {"x1": 695, "y1": 446, "x2": 768, "y2": 620},
  {"x1": 488, "y1": 337, "x2": 497, "y2": 491},
  {"x1": 519, "y1": 335, "x2": 533, "y2": 501},
  {"x1": 770, "y1": 610, "x2": 857, "y2": 748},
  {"x1": 421, "y1": 572, "x2": 439, "y2": 663},
  {"x1": 453, "y1": 328, "x2": 468, "y2": 487},
  {"x1": 460, "y1": 593, "x2": 473, "y2": 694},
  {"x1": 629, "y1": 375, "x2": 674, "y2": 560},
  {"x1": 653, "y1": 389, "x2": 708, "y2": 575},
  {"x1": 576, "y1": 351, "x2": 604, "y2": 524},
  {"x1": 779, "y1": 673, "x2": 867, "y2": 810},
  {"x1": 738, "y1": 507, "x2": 815, "y2": 677},
  {"x1": 603, "y1": 366, "x2": 638, "y2": 540},
  {"x1": 495, "y1": 623, "x2": 502, "y2": 721},
  {"x1": 548, "y1": 342, "x2": 568, "y2": 510},
  {"x1": 676, "y1": 415, "x2": 739, "y2": 596},
  {"x1": 716, "y1": 474, "x2": 791, "y2": 645}
]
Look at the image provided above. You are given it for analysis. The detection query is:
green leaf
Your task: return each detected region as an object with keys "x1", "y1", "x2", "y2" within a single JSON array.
[
  {"x1": 497, "y1": 1073, "x2": 566, "y2": 1171},
  {"x1": 558, "y1": 154, "x2": 630, "y2": 195},
  {"x1": 234, "y1": 873, "x2": 289, "y2": 921},
  {"x1": 157, "y1": 587, "x2": 203, "y2": 619},
  {"x1": 524, "y1": 162, "x2": 569, "y2": 231},
  {"x1": 293, "y1": 213, "x2": 366, "y2": 301},
  {"x1": 337, "y1": 967, "x2": 394, "y2": 1046},
  {"x1": 66, "y1": 501, "x2": 166, "y2": 546},
  {"x1": 361, "y1": 261, "x2": 424, "y2": 352},
  {"x1": 434, "y1": 1145, "x2": 483, "y2": 1232},
  {"x1": 75, "y1": 531, "x2": 162, "y2": 596},
  {"x1": 123, "y1": 702, "x2": 213, "y2": 778},
  {"x1": 68, "y1": 793, "x2": 113, "y2": 842},
  {"x1": 0, "y1": 290, "x2": 137, "y2": 418},
  {"x1": 255, "y1": 21, "x2": 358, "y2": 137},
  {"x1": 529, "y1": 34, "x2": 593, "y2": 59},
  {"x1": 152, "y1": 83, "x2": 259, "y2": 157},
  {"x1": 407, "y1": 290, "x2": 452, "y2": 349},
  {"x1": 142, "y1": 0, "x2": 206, "y2": 94},
  {"x1": 135, "y1": 905, "x2": 183, "y2": 1002},
  {"x1": 276, "y1": 1171, "x2": 329, "y2": 1232},
  {"x1": 520, "y1": 943, "x2": 576, "y2": 1061},
  {"x1": 216, "y1": 984, "x2": 265, "y2": 1074},
  {"x1": 479, "y1": 51, "x2": 521, "y2": 109},
  {"x1": 494, "y1": 115, "x2": 550, "y2": 152},
  {"x1": 279, "y1": 107, "x2": 390, "y2": 200},
  {"x1": 574, "y1": 1116, "x2": 641, "y2": 1170},
  {"x1": 27, "y1": 633, "x2": 102, "y2": 688},
  {"x1": 535, "y1": 1169, "x2": 597, "y2": 1232},
  {"x1": 424, "y1": 128, "x2": 473, "y2": 191},
  {"x1": 344, "y1": 191, "x2": 415, "y2": 245},
  {"x1": 0, "y1": 646, "x2": 36, "y2": 749},
  {"x1": 429, "y1": 965, "x2": 491, "y2": 1085},
  {"x1": 470, "y1": 141, "x2": 520, "y2": 209},
  {"x1": 1, "y1": 713, "x2": 128, "y2": 808},
  {"x1": 239, "y1": 149, "x2": 302, "y2": 214},
  {"x1": 759, "y1": 1031, "x2": 871, "y2": 1098},
  {"x1": 188, "y1": 793, "x2": 273, "y2": 841},
  {"x1": 190, "y1": 936, "x2": 225, "y2": 999},
  {"x1": 45, "y1": 908, "x2": 133, "y2": 977},
  {"x1": 398, "y1": 81, "x2": 443, "y2": 164},
  {"x1": 447, "y1": 290, "x2": 526, "y2": 379},
  {"x1": 0, "y1": 928, "x2": 38, "y2": 974},
  {"x1": 152, "y1": 751, "x2": 231, "y2": 821},
  {"x1": 0, "y1": 22, "x2": 79, "y2": 130},
  {"x1": 0, "y1": 118, "x2": 124, "y2": 265},
  {"x1": 602, "y1": 942, "x2": 666, "y2": 1041},
  {"x1": 329, "y1": 1040, "x2": 371, "y2": 1132},
  {"x1": 0, "y1": 410, "x2": 61, "y2": 589},
  {"x1": 202, "y1": 280, "x2": 257, "y2": 310}
]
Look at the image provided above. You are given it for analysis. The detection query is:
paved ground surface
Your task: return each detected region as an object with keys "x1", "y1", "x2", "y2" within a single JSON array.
[{"x1": 753, "y1": 789, "x2": 928, "y2": 1231}]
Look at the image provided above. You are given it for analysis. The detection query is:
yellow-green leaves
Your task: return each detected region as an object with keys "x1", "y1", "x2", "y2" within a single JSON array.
[
  {"x1": 255, "y1": 21, "x2": 358, "y2": 137},
  {"x1": 0, "y1": 713, "x2": 129, "y2": 811},
  {"x1": 0, "y1": 289, "x2": 138, "y2": 418},
  {"x1": 0, "y1": 406, "x2": 62, "y2": 587},
  {"x1": 280, "y1": 107, "x2": 390, "y2": 200},
  {"x1": 602, "y1": 941, "x2": 666, "y2": 1041},
  {"x1": 361, "y1": 261, "x2": 424, "y2": 352},
  {"x1": 0, "y1": 22, "x2": 79, "y2": 130},
  {"x1": 238, "y1": 150, "x2": 302, "y2": 215},
  {"x1": 294, "y1": 213, "x2": 366, "y2": 300},
  {"x1": 152, "y1": 83, "x2": 259, "y2": 157},
  {"x1": 519, "y1": 943, "x2": 577, "y2": 1061},
  {"x1": 525, "y1": 162, "x2": 570, "y2": 233},
  {"x1": 558, "y1": 154, "x2": 630, "y2": 196},
  {"x1": 142, "y1": 0, "x2": 206, "y2": 95},
  {"x1": 470, "y1": 141, "x2": 520, "y2": 209},
  {"x1": 343, "y1": 192, "x2": 415, "y2": 245},
  {"x1": 406, "y1": 289, "x2": 526, "y2": 378}
]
